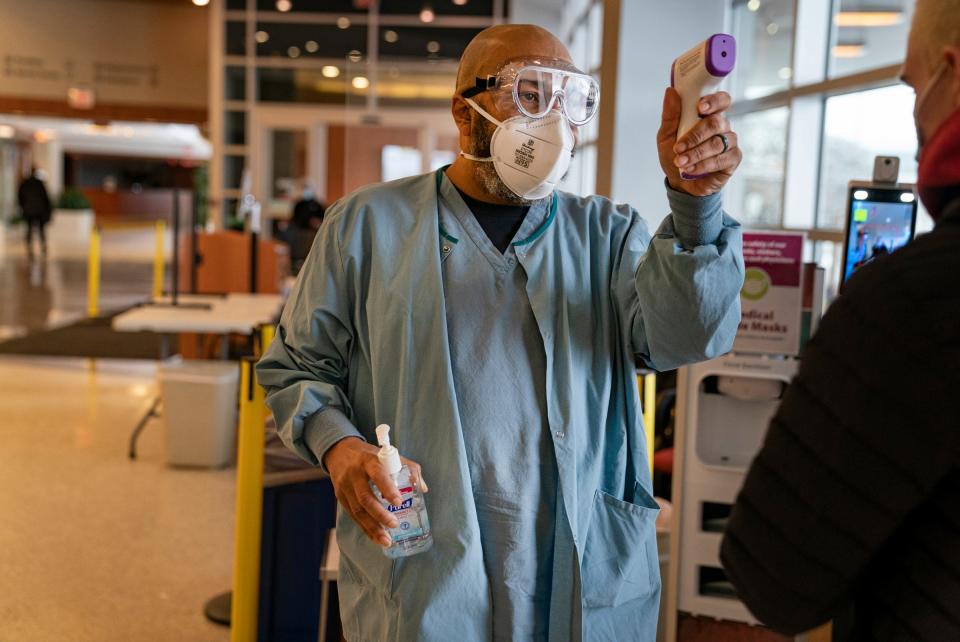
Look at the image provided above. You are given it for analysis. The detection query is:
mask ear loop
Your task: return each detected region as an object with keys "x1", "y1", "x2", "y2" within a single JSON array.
[
  {"x1": 464, "y1": 97, "x2": 503, "y2": 127},
  {"x1": 914, "y1": 61, "x2": 950, "y2": 156},
  {"x1": 460, "y1": 97, "x2": 501, "y2": 162}
]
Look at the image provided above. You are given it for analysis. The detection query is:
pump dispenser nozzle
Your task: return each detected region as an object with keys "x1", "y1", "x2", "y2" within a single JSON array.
[{"x1": 376, "y1": 424, "x2": 402, "y2": 475}]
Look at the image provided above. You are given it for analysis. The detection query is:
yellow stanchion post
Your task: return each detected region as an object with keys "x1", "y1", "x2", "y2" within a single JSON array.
[
  {"x1": 153, "y1": 220, "x2": 166, "y2": 299},
  {"x1": 259, "y1": 324, "x2": 275, "y2": 357},
  {"x1": 230, "y1": 358, "x2": 266, "y2": 642},
  {"x1": 86, "y1": 226, "x2": 101, "y2": 318},
  {"x1": 644, "y1": 373, "x2": 657, "y2": 475},
  {"x1": 638, "y1": 373, "x2": 657, "y2": 476}
]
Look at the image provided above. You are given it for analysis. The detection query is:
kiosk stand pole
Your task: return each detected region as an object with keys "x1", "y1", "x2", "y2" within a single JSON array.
[
  {"x1": 249, "y1": 201, "x2": 261, "y2": 294},
  {"x1": 190, "y1": 191, "x2": 199, "y2": 294},
  {"x1": 148, "y1": 189, "x2": 209, "y2": 311},
  {"x1": 171, "y1": 188, "x2": 180, "y2": 307},
  {"x1": 250, "y1": 231, "x2": 258, "y2": 294}
]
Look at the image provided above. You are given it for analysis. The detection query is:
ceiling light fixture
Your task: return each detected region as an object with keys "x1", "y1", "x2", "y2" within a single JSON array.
[
  {"x1": 192, "y1": 0, "x2": 210, "y2": 6},
  {"x1": 834, "y1": 11, "x2": 903, "y2": 27},
  {"x1": 322, "y1": 65, "x2": 341, "y2": 78},
  {"x1": 419, "y1": 6, "x2": 435, "y2": 23},
  {"x1": 384, "y1": 30, "x2": 399, "y2": 43},
  {"x1": 453, "y1": 0, "x2": 468, "y2": 5},
  {"x1": 426, "y1": 40, "x2": 440, "y2": 53},
  {"x1": 288, "y1": 46, "x2": 301, "y2": 58},
  {"x1": 337, "y1": 16, "x2": 351, "y2": 29},
  {"x1": 255, "y1": 30, "x2": 269, "y2": 44},
  {"x1": 348, "y1": 50, "x2": 363, "y2": 62},
  {"x1": 747, "y1": 0, "x2": 760, "y2": 12},
  {"x1": 833, "y1": 43, "x2": 866, "y2": 58},
  {"x1": 766, "y1": 22, "x2": 779, "y2": 35},
  {"x1": 305, "y1": 40, "x2": 319, "y2": 53},
  {"x1": 352, "y1": 76, "x2": 370, "y2": 90},
  {"x1": 276, "y1": 0, "x2": 292, "y2": 12}
]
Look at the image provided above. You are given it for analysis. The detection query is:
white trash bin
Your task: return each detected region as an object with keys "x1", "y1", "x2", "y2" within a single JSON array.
[{"x1": 159, "y1": 359, "x2": 240, "y2": 468}]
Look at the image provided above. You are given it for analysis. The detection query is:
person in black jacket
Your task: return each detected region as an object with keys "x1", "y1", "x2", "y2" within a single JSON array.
[
  {"x1": 288, "y1": 184, "x2": 325, "y2": 274},
  {"x1": 720, "y1": 1, "x2": 960, "y2": 640},
  {"x1": 17, "y1": 167, "x2": 52, "y2": 260}
]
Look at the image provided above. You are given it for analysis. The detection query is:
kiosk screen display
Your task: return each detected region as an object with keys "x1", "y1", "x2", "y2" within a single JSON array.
[{"x1": 841, "y1": 185, "x2": 917, "y2": 284}]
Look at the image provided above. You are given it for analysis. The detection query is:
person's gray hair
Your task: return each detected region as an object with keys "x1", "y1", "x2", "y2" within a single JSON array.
[{"x1": 912, "y1": 0, "x2": 960, "y2": 70}]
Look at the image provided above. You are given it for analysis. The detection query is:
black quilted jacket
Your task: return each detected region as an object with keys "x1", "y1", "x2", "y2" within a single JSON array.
[{"x1": 721, "y1": 197, "x2": 960, "y2": 641}]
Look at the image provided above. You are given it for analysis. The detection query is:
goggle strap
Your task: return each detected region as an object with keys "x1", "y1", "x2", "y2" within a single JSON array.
[{"x1": 461, "y1": 75, "x2": 497, "y2": 98}]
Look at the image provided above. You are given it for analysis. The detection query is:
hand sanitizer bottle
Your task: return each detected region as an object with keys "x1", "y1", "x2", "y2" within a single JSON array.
[{"x1": 371, "y1": 424, "x2": 433, "y2": 558}]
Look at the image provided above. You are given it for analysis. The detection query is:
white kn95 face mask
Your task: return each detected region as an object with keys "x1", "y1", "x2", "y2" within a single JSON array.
[{"x1": 461, "y1": 97, "x2": 575, "y2": 201}]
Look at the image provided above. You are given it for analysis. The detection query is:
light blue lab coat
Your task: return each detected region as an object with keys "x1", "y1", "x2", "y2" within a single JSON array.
[{"x1": 256, "y1": 169, "x2": 744, "y2": 641}]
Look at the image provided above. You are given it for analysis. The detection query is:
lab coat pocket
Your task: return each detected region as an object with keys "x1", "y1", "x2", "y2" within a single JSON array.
[
  {"x1": 337, "y1": 519, "x2": 398, "y2": 597},
  {"x1": 580, "y1": 480, "x2": 660, "y2": 609}
]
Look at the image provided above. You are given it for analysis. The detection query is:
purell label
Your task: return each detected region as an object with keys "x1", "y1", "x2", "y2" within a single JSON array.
[
  {"x1": 391, "y1": 513, "x2": 424, "y2": 542},
  {"x1": 389, "y1": 497, "x2": 424, "y2": 542},
  {"x1": 386, "y1": 498, "x2": 413, "y2": 513}
]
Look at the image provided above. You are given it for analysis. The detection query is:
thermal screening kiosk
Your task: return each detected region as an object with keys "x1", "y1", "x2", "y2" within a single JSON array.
[{"x1": 667, "y1": 354, "x2": 797, "y2": 632}]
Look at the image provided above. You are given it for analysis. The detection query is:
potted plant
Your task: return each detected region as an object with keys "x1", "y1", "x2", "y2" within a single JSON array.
[{"x1": 48, "y1": 187, "x2": 94, "y2": 256}]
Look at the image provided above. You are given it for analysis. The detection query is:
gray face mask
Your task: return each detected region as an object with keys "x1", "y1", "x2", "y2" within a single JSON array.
[{"x1": 913, "y1": 60, "x2": 949, "y2": 161}]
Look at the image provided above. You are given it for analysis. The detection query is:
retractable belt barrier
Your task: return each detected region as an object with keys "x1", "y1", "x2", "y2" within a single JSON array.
[
  {"x1": 230, "y1": 325, "x2": 274, "y2": 642},
  {"x1": 638, "y1": 372, "x2": 657, "y2": 476},
  {"x1": 85, "y1": 220, "x2": 168, "y2": 318}
]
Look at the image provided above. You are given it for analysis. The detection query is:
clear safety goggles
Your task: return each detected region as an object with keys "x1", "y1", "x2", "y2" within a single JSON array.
[{"x1": 461, "y1": 60, "x2": 600, "y2": 126}]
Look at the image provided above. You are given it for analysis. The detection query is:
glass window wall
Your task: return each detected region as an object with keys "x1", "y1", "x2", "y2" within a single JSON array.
[
  {"x1": 829, "y1": 0, "x2": 914, "y2": 77},
  {"x1": 729, "y1": 0, "x2": 795, "y2": 100},
  {"x1": 817, "y1": 84, "x2": 917, "y2": 229},
  {"x1": 726, "y1": 107, "x2": 789, "y2": 228}
]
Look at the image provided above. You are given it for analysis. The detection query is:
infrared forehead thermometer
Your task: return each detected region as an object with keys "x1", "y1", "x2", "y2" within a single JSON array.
[{"x1": 671, "y1": 33, "x2": 736, "y2": 144}]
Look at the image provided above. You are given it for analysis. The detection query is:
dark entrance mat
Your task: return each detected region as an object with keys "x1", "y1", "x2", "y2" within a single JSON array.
[{"x1": 0, "y1": 313, "x2": 164, "y2": 359}]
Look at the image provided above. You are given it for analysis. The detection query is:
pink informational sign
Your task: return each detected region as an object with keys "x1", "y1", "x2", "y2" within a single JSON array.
[{"x1": 733, "y1": 231, "x2": 806, "y2": 356}]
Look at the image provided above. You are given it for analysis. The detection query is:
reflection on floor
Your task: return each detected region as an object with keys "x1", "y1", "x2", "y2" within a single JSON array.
[
  {"x1": 0, "y1": 356, "x2": 232, "y2": 642},
  {"x1": 0, "y1": 226, "x2": 168, "y2": 341}
]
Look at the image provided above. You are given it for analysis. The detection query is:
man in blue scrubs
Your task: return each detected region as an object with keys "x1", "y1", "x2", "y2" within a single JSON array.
[{"x1": 257, "y1": 24, "x2": 744, "y2": 641}]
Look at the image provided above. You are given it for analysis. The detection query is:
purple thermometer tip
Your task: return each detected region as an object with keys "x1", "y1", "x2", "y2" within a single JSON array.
[{"x1": 705, "y1": 33, "x2": 736, "y2": 78}]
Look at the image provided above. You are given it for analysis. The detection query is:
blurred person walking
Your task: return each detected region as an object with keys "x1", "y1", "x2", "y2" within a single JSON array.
[
  {"x1": 17, "y1": 167, "x2": 52, "y2": 261},
  {"x1": 289, "y1": 183, "x2": 325, "y2": 273}
]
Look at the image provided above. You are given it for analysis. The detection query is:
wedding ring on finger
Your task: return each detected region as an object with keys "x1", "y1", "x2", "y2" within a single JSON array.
[{"x1": 716, "y1": 133, "x2": 729, "y2": 154}]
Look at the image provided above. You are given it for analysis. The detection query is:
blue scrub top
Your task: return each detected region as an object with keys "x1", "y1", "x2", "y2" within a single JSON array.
[{"x1": 439, "y1": 175, "x2": 558, "y2": 640}]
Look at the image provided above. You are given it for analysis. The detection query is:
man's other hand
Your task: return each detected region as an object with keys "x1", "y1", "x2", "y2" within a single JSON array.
[
  {"x1": 657, "y1": 87, "x2": 742, "y2": 197},
  {"x1": 323, "y1": 437, "x2": 429, "y2": 548}
]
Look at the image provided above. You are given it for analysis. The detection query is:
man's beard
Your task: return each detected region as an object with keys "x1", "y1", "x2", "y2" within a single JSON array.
[{"x1": 468, "y1": 115, "x2": 528, "y2": 204}]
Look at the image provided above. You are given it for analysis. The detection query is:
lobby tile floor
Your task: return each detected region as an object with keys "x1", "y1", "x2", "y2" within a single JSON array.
[
  {"x1": 1, "y1": 229, "x2": 233, "y2": 641},
  {"x1": 0, "y1": 356, "x2": 234, "y2": 642}
]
